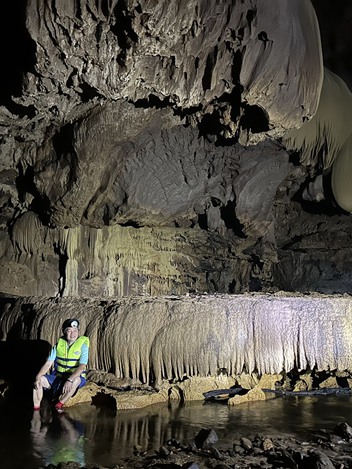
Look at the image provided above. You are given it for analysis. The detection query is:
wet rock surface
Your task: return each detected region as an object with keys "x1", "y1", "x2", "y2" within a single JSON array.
[{"x1": 30, "y1": 422, "x2": 352, "y2": 469}]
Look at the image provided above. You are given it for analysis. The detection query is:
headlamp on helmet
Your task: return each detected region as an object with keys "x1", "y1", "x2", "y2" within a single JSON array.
[{"x1": 62, "y1": 318, "x2": 80, "y2": 333}]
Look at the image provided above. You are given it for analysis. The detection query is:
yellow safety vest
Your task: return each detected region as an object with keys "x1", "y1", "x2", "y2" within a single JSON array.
[{"x1": 55, "y1": 336, "x2": 89, "y2": 378}]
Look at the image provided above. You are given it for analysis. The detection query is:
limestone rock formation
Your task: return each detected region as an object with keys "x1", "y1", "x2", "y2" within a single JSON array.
[
  {"x1": 2, "y1": 294, "x2": 352, "y2": 387},
  {"x1": 283, "y1": 68, "x2": 352, "y2": 213},
  {"x1": 228, "y1": 385, "x2": 266, "y2": 406},
  {"x1": 0, "y1": 0, "x2": 351, "y2": 297}
]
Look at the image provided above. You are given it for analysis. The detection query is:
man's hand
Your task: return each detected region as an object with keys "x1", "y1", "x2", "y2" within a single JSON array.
[{"x1": 63, "y1": 378, "x2": 75, "y2": 393}]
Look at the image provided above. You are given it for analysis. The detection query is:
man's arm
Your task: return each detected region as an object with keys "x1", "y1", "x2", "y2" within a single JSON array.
[
  {"x1": 67, "y1": 363, "x2": 87, "y2": 383},
  {"x1": 34, "y1": 345, "x2": 56, "y2": 389},
  {"x1": 34, "y1": 359, "x2": 54, "y2": 389}
]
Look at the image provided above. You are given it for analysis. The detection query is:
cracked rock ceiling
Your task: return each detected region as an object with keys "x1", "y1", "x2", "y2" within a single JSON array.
[{"x1": 0, "y1": 0, "x2": 352, "y2": 297}]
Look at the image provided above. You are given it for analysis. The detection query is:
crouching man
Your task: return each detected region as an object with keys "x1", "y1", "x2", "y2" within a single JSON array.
[{"x1": 33, "y1": 318, "x2": 89, "y2": 413}]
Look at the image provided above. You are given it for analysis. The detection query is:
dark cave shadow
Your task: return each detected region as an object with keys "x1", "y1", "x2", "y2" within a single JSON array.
[
  {"x1": 0, "y1": 1, "x2": 36, "y2": 109},
  {"x1": 0, "y1": 339, "x2": 51, "y2": 408},
  {"x1": 0, "y1": 298, "x2": 52, "y2": 407},
  {"x1": 293, "y1": 170, "x2": 349, "y2": 216}
]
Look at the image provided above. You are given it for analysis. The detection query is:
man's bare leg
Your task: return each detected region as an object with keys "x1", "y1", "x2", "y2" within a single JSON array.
[
  {"x1": 33, "y1": 376, "x2": 50, "y2": 409},
  {"x1": 55, "y1": 376, "x2": 81, "y2": 411}
]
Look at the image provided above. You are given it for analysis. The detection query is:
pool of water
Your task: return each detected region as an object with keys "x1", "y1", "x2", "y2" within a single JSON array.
[{"x1": 1, "y1": 395, "x2": 352, "y2": 469}]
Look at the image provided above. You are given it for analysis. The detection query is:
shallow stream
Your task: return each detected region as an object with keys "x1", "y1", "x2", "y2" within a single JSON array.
[{"x1": 1, "y1": 395, "x2": 352, "y2": 469}]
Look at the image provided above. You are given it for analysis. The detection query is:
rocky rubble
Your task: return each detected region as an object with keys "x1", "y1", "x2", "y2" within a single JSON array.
[
  {"x1": 30, "y1": 421, "x2": 352, "y2": 469},
  {"x1": 65, "y1": 368, "x2": 352, "y2": 410}
]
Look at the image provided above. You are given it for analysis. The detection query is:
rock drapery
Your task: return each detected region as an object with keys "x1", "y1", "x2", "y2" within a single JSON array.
[
  {"x1": 283, "y1": 68, "x2": 352, "y2": 213},
  {"x1": 0, "y1": 0, "x2": 352, "y2": 421},
  {"x1": 1, "y1": 0, "x2": 352, "y2": 297},
  {"x1": 2, "y1": 294, "x2": 352, "y2": 386}
]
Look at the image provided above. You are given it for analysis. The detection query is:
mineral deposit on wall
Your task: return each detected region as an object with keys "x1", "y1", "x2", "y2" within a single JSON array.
[{"x1": 1, "y1": 0, "x2": 352, "y2": 297}]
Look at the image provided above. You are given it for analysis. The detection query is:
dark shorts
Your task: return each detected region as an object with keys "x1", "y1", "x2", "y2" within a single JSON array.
[{"x1": 44, "y1": 373, "x2": 86, "y2": 397}]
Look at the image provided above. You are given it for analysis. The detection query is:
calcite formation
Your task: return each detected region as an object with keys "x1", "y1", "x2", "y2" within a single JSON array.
[
  {"x1": 2, "y1": 294, "x2": 352, "y2": 386},
  {"x1": 283, "y1": 68, "x2": 352, "y2": 213},
  {"x1": 1, "y1": 1, "x2": 352, "y2": 407},
  {"x1": 0, "y1": 0, "x2": 351, "y2": 297}
]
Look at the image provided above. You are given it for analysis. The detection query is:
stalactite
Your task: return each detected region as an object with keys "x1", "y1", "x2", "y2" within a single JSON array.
[
  {"x1": 283, "y1": 68, "x2": 352, "y2": 212},
  {"x1": 283, "y1": 69, "x2": 352, "y2": 169},
  {"x1": 50, "y1": 224, "x2": 210, "y2": 297}
]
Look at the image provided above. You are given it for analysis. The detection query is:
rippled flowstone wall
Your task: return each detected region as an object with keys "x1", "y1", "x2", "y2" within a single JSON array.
[{"x1": 1, "y1": 293, "x2": 352, "y2": 408}]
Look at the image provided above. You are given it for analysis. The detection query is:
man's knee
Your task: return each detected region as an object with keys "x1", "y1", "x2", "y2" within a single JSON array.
[{"x1": 41, "y1": 375, "x2": 50, "y2": 389}]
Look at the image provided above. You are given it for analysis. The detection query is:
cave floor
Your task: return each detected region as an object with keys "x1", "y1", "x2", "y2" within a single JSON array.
[{"x1": 1, "y1": 395, "x2": 352, "y2": 468}]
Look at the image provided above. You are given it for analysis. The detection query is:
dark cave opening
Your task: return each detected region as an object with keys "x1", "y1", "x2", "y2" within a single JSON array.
[
  {"x1": 132, "y1": 94, "x2": 171, "y2": 109},
  {"x1": 228, "y1": 279, "x2": 236, "y2": 293},
  {"x1": 197, "y1": 213, "x2": 208, "y2": 230},
  {"x1": 248, "y1": 254, "x2": 264, "y2": 292},
  {"x1": 53, "y1": 242, "x2": 68, "y2": 297},
  {"x1": 239, "y1": 104, "x2": 270, "y2": 134},
  {"x1": 202, "y1": 46, "x2": 218, "y2": 92},
  {"x1": 119, "y1": 220, "x2": 141, "y2": 228},
  {"x1": 198, "y1": 109, "x2": 225, "y2": 141},
  {"x1": 198, "y1": 199, "x2": 246, "y2": 238},
  {"x1": 52, "y1": 123, "x2": 79, "y2": 190},
  {"x1": 111, "y1": 0, "x2": 138, "y2": 66},
  {"x1": 197, "y1": 86, "x2": 243, "y2": 146},
  {"x1": 220, "y1": 200, "x2": 247, "y2": 238},
  {"x1": 78, "y1": 82, "x2": 103, "y2": 102},
  {"x1": 0, "y1": 0, "x2": 36, "y2": 106}
]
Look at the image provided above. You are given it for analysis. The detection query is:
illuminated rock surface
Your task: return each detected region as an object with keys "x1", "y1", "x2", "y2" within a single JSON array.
[
  {"x1": 0, "y1": 0, "x2": 352, "y2": 438},
  {"x1": 0, "y1": 1, "x2": 352, "y2": 297},
  {"x1": 2, "y1": 294, "x2": 352, "y2": 388},
  {"x1": 1, "y1": 3, "x2": 352, "y2": 468}
]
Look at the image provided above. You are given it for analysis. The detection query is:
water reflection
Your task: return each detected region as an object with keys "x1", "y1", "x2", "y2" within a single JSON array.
[
  {"x1": 31, "y1": 411, "x2": 85, "y2": 467},
  {"x1": 1, "y1": 395, "x2": 352, "y2": 469}
]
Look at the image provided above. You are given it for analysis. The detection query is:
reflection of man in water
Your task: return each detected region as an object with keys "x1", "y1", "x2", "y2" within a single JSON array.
[
  {"x1": 31, "y1": 410, "x2": 85, "y2": 466},
  {"x1": 33, "y1": 319, "x2": 89, "y2": 413}
]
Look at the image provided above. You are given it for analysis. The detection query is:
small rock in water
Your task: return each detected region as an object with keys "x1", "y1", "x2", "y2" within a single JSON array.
[
  {"x1": 210, "y1": 447, "x2": 224, "y2": 460},
  {"x1": 158, "y1": 445, "x2": 170, "y2": 457},
  {"x1": 183, "y1": 463, "x2": 200, "y2": 469},
  {"x1": 167, "y1": 438, "x2": 181, "y2": 448},
  {"x1": 262, "y1": 438, "x2": 274, "y2": 451},
  {"x1": 194, "y1": 428, "x2": 218, "y2": 448},
  {"x1": 333, "y1": 422, "x2": 352, "y2": 441},
  {"x1": 240, "y1": 437, "x2": 253, "y2": 451}
]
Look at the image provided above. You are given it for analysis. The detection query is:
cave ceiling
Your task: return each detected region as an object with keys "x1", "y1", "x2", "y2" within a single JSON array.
[{"x1": 0, "y1": 0, "x2": 352, "y2": 298}]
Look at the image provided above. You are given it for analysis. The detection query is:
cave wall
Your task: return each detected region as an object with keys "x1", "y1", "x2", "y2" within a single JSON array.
[
  {"x1": 1, "y1": 137, "x2": 292, "y2": 297},
  {"x1": 1, "y1": 294, "x2": 352, "y2": 385},
  {"x1": 0, "y1": 0, "x2": 351, "y2": 297}
]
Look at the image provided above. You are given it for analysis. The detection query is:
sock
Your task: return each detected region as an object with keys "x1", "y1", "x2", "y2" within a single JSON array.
[{"x1": 33, "y1": 405, "x2": 40, "y2": 410}]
